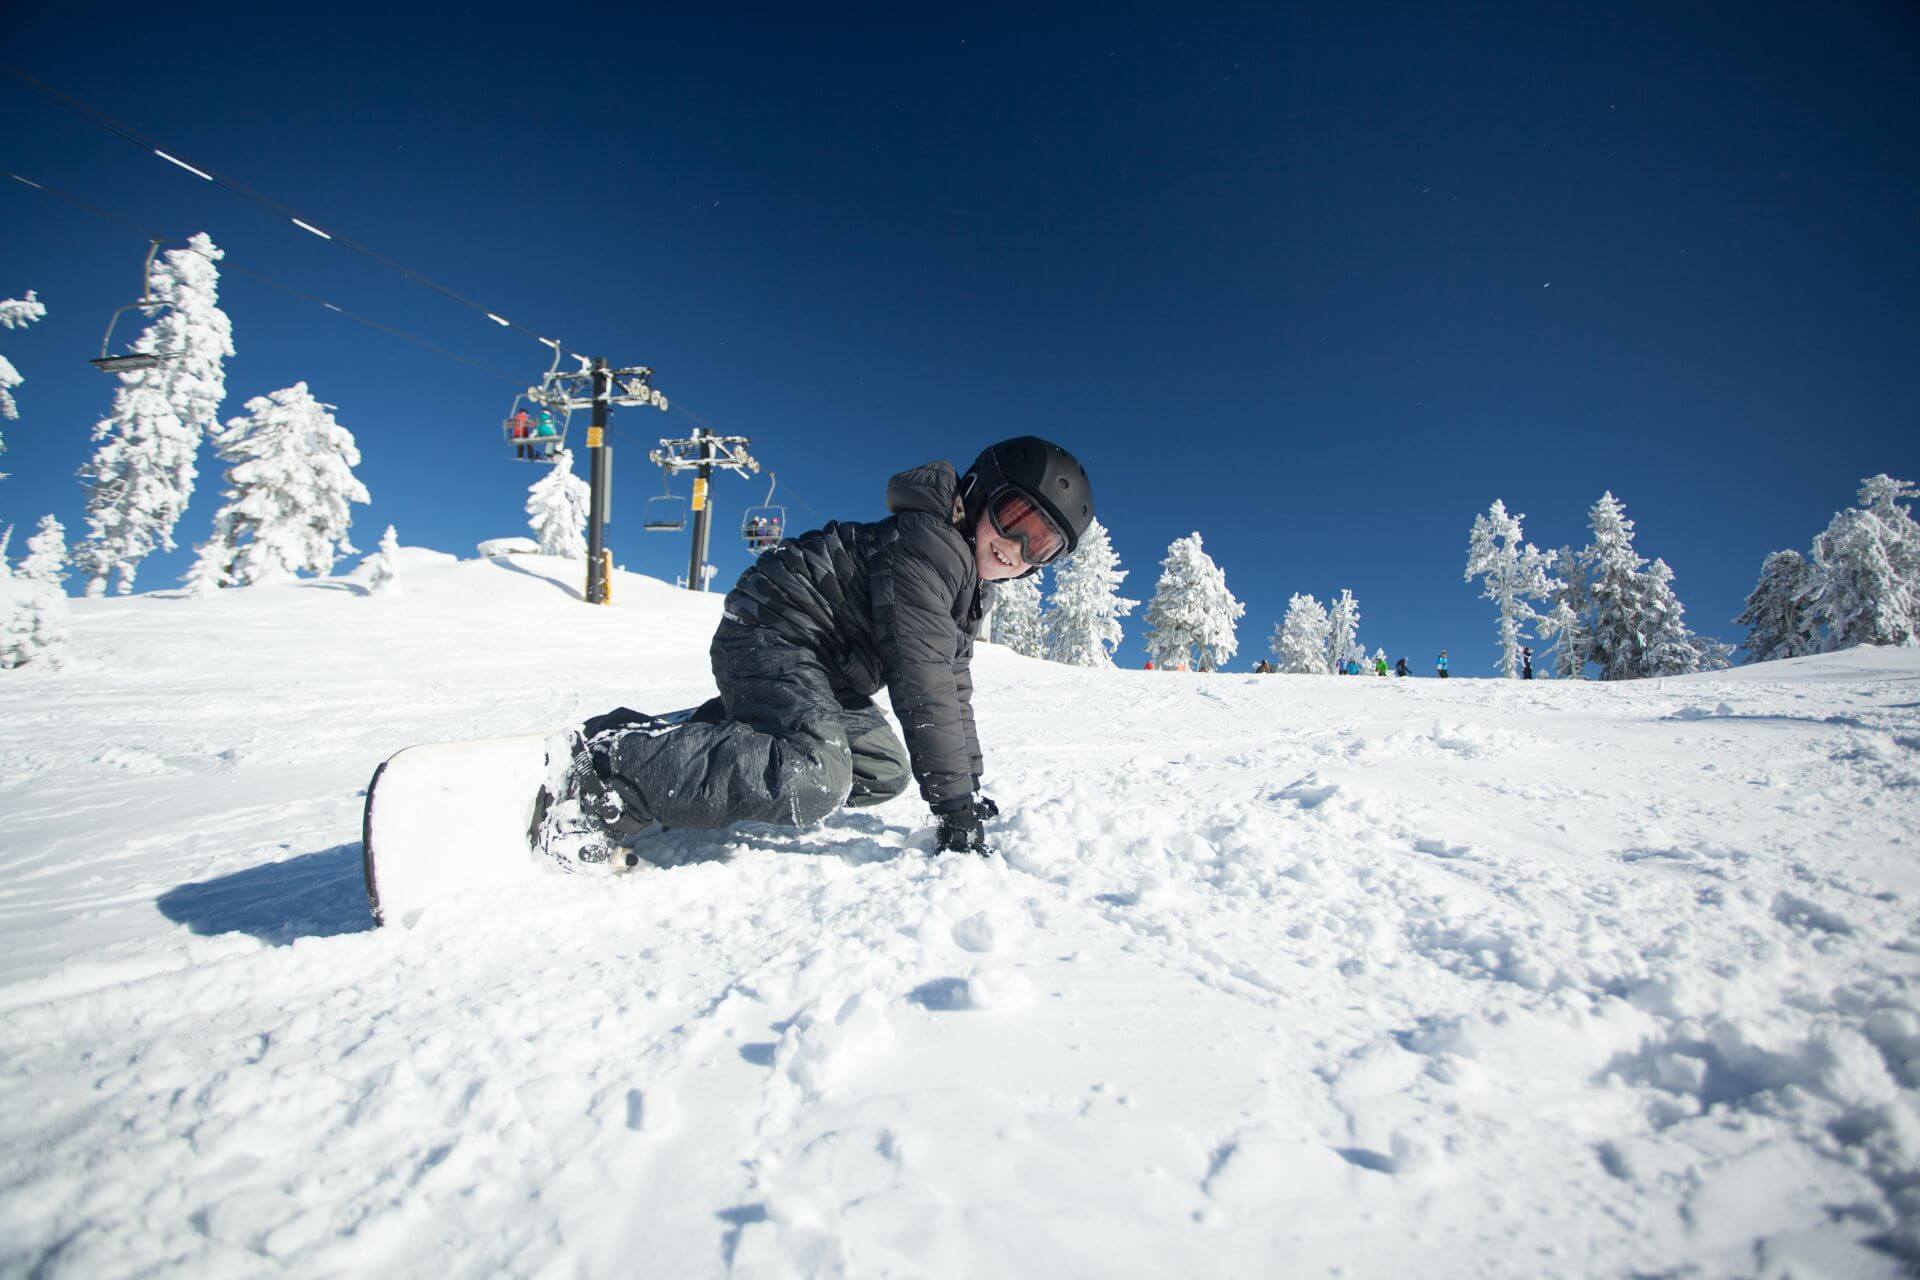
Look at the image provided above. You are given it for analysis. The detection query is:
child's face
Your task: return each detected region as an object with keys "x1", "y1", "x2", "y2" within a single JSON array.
[{"x1": 973, "y1": 509, "x2": 1034, "y2": 582}]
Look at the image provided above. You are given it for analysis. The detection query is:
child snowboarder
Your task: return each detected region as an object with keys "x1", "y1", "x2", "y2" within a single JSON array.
[
  {"x1": 534, "y1": 437, "x2": 1095, "y2": 871},
  {"x1": 1437, "y1": 649, "x2": 1450, "y2": 679}
]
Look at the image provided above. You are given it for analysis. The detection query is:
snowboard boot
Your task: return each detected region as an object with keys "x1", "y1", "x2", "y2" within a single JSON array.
[{"x1": 531, "y1": 729, "x2": 653, "y2": 875}]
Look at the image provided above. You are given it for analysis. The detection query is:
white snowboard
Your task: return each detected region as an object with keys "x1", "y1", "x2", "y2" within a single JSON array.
[{"x1": 361, "y1": 733, "x2": 554, "y2": 926}]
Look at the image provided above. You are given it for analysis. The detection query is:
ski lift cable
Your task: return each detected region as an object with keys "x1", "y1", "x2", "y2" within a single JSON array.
[
  {"x1": 6, "y1": 170, "x2": 521, "y2": 386},
  {"x1": 2, "y1": 64, "x2": 580, "y2": 364},
  {"x1": 4, "y1": 73, "x2": 807, "y2": 486},
  {"x1": 13, "y1": 135, "x2": 807, "y2": 488}
]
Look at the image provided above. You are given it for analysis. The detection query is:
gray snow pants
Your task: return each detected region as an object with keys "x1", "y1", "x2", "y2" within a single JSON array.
[{"x1": 602, "y1": 619, "x2": 912, "y2": 830}]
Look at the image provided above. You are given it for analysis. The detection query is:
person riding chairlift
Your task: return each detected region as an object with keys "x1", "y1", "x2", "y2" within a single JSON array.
[{"x1": 510, "y1": 410, "x2": 534, "y2": 460}]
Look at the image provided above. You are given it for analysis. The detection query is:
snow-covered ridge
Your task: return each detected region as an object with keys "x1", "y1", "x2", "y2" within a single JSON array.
[{"x1": 2, "y1": 553, "x2": 1917, "y2": 1276}]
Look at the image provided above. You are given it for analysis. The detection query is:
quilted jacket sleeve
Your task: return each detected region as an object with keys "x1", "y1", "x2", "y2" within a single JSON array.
[{"x1": 872, "y1": 511, "x2": 977, "y2": 812}]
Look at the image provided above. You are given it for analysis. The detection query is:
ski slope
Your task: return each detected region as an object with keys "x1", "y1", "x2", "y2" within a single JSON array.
[{"x1": 2, "y1": 551, "x2": 1917, "y2": 1278}]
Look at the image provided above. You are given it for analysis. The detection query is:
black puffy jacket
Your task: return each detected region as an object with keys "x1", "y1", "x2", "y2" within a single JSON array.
[{"x1": 721, "y1": 461, "x2": 984, "y2": 812}]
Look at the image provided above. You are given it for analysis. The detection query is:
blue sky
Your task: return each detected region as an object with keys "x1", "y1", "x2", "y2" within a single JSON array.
[{"x1": 3, "y1": 1, "x2": 1915, "y2": 671}]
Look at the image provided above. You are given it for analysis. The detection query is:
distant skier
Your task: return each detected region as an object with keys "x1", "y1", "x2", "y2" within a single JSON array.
[
  {"x1": 534, "y1": 437, "x2": 1096, "y2": 870},
  {"x1": 1521, "y1": 646, "x2": 1534, "y2": 680},
  {"x1": 1394, "y1": 657, "x2": 1409, "y2": 678},
  {"x1": 1374, "y1": 655, "x2": 1388, "y2": 677},
  {"x1": 1437, "y1": 649, "x2": 1450, "y2": 679}
]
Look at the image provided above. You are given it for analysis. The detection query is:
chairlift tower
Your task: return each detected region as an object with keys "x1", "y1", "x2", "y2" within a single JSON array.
[
  {"x1": 649, "y1": 427, "x2": 760, "y2": 592},
  {"x1": 507, "y1": 343, "x2": 670, "y2": 604}
]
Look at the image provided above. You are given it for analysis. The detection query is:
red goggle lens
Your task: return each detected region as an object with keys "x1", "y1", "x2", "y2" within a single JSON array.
[{"x1": 988, "y1": 490, "x2": 1067, "y2": 565}]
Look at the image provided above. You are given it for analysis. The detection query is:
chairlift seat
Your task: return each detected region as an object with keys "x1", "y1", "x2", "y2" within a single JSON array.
[
  {"x1": 89, "y1": 351, "x2": 173, "y2": 374},
  {"x1": 741, "y1": 504, "x2": 785, "y2": 552},
  {"x1": 644, "y1": 495, "x2": 688, "y2": 532},
  {"x1": 502, "y1": 413, "x2": 568, "y2": 461},
  {"x1": 90, "y1": 242, "x2": 180, "y2": 375}
]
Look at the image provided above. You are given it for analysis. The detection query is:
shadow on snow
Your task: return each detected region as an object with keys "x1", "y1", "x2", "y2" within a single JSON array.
[{"x1": 157, "y1": 843, "x2": 374, "y2": 945}]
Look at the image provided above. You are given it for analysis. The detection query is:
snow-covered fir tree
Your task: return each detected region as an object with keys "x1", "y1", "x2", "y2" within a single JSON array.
[
  {"x1": 1325, "y1": 588, "x2": 1363, "y2": 672},
  {"x1": 989, "y1": 572, "x2": 1047, "y2": 658},
  {"x1": 76, "y1": 235, "x2": 234, "y2": 595},
  {"x1": 1043, "y1": 518, "x2": 1136, "y2": 668},
  {"x1": 187, "y1": 382, "x2": 368, "y2": 588},
  {"x1": 1, "y1": 290, "x2": 48, "y2": 471},
  {"x1": 1142, "y1": 532, "x2": 1244, "y2": 672},
  {"x1": 180, "y1": 528, "x2": 232, "y2": 596},
  {"x1": 1806, "y1": 474, "x2": 1919, "y2": 650},
  {"x1": 1541, "y1": 544, "x2": 1592, "y2": 678},
  {"x1": 527, "y1": 450, "x2": 591, "y2": 559},
  {"x1": 1639, "y1": 558, "x2": 1729, "y2": 676},
  {"x1": 1577, "y1": 491, "x2": 1722, "y2": 679},
  {"x1": 1736, "y1": 549, "x2": 1818, "y2": 663},
  {"x1": 1271, "y1": 592, "x2": 1332, "y2": 674},
  {"x1": 0, "y1": 526, "x2": 70, "y2": 669},
  {"x1": 363, "y1": 524, "x2": 401, "y2": 595},
  {"x1": 1463, "y1": 499, "x2": 1558, "y2": 678},
  {"x1": 18, "y1": 514, "x2": 68, "y2": 587},
  {"x1": 1536, "y1": 599, "x2": 1587, "y2": 679}
]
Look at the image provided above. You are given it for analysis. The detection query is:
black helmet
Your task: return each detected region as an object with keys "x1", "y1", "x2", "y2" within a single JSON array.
[{"x1": 960, "y1": 436, "x2": 1096, "y2": 556}]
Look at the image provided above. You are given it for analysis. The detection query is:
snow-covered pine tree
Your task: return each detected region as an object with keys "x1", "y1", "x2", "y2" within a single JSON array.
[
  {"x1": 1578, "y1": 492, "x2": 1724, "y2": 678},
  {"x1": 1806, "y1": 474, "x2": 1920, "y2": 650},
  {"x1": 1536, "y1": 599, "x2": 1586, "y2": 679},
  {"x1": 189, "y1": 382, "x2": 368, "y2": 587},
  {"x1": 18, "y1": 514, "x2": 68, "y2": 587},
  {"x1": 1580, "y1": 491, "x2": 1658, "y2": 680},
  {"x1": 1736, "y1": 549, "x2": 1818, "y2": 663},
  {"x1": 989, "y1": 571, "x2": 1047, "y2": 658},
  {"x1": 1, "y1": 290, "x2": 48, "y2": 470},
  {"x1": 1043, "y1": 517, "x2": 1137, "y2": 668},
  {"x1": 1639, "y1": 557, "x2": 1727, "y2": 676},
  {"x1": 527, "y1": 450, "x2": 592, "y2": 558},
  {"x1": 76, "y1": 235, "x2": 234, "y2": 595},
  {"x1": 363, "y1": 524, "x2": 401, "y2": 594},
  {"x1": 1, "y1": 525, "x2": 71, "y2": 669},
  {"x1": 1271, "y1": 593, "x2": 1332, "y2": 674},
  {"x1": 1142, "y1": 532, "x2": 1244, "y2": 672},
  {"x1": 180, "y1": 528, "x2": 232, "y2": 596},
  {"x1": 1541, "y1": 543, "x2": 1592, "y2": 678},
  {"x1": 1463, "y1": 499, "x2": 1558, "y2": 678},
  {"x1": 1325, "y1": 589, "x2": 1362, "y2": 672}
]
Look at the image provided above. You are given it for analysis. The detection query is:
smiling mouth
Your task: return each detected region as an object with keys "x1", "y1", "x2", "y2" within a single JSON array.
[{"x1": 991, "y1": 543, "x2": 1016, "y2": 569}]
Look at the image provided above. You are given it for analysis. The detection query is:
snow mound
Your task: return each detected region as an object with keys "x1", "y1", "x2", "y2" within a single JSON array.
[{"x1": 1, "y1": 556, "x2": 1917, "y2": 1276}]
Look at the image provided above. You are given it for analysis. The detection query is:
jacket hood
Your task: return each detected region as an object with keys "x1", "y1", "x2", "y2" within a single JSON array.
[{"x1": 885, "y1": 461, "x2": 961, "y2": 522}]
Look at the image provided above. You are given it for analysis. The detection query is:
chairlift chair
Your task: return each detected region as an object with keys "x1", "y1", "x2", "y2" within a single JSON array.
[
  {"x1": 90, "y1": 240, "x2": 181, "y2": 374},
  {"x1": 741, "y1": 475, "x2": 786, "y2": 552},
  {"x1": 501, "y1": 340, "x2": 575, "y2": 462},
  {"x1": 644, "y1": 474, "x2": 688, "y2": 531},
  {"x1": 501, "y1": 391, "x2": 571, "y2": 462}
]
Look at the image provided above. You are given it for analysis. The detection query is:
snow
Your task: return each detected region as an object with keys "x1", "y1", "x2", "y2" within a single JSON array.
[{"x1": 2, "y1": 552, "x2": 1918, "y2": 1276}]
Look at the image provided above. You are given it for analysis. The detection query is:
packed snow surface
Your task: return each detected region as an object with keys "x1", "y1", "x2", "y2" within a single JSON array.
[{"x1": 3, "y1": 554, "x2": 1918, "y2": 1278}]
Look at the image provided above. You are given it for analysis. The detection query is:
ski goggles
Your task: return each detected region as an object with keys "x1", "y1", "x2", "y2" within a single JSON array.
[{"x1": 986, "y1": 487, "x2": 1069, "y2": 566}]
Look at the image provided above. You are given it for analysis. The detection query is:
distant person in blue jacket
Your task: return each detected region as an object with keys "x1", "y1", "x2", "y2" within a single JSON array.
[{"x1": 1437, "y1": 650, "x2": 1450, "y2": 679}]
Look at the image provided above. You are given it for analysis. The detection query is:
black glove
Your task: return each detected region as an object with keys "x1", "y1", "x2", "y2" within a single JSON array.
[
  {"x1": 972, "y1": 795, "x2": 1000, "y2": 823},
  {"x1": 935, "y1": 808, "x2": 990, "y2": 856}
]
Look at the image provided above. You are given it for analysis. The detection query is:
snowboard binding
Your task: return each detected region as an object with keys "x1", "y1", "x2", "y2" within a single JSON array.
[{"x1": 530, "y1": 728, "x2": 654, "y2": 875}]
